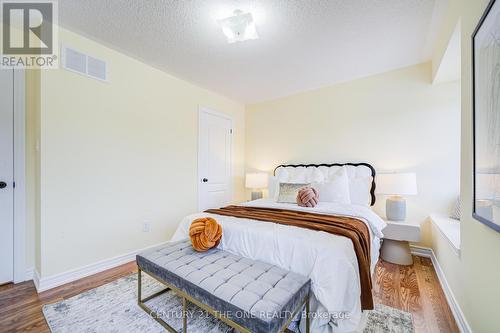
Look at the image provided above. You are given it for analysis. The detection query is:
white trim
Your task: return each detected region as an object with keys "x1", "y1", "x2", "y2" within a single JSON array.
[
  {"x1": 198, "y1": 106, "x2": 233, "y2": 122},
  {"x1": 33, "y1": 268, "x2": 41, "y2": 291},
  {"x1": 25, "y1": 267, "x2": 34, "y2": 281},
  {"x1": 197, "y1": 106, "x2": 233, "y2": 211},
  {"x1": 409, "y1": 245, "x2": 433, "y2": 258},
  {"x1": 13, "y1": 69, "x2": 26, "y2": 284},
  {"x1": 34, "y1": 241, "x2": 168, "y2": 293},
  {"x1": 411, "y1": 245, "x2": 472, "y2": 333}
]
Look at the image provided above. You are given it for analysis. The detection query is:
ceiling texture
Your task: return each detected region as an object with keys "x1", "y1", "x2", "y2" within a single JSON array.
[{"x1": 58, "y1": 0, "x2": 446, "y2": 103}]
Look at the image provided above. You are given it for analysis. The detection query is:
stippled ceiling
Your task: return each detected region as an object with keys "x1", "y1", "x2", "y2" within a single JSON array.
[{"x1": 58, "y1": 0, "x2": 445, "y2": 103}]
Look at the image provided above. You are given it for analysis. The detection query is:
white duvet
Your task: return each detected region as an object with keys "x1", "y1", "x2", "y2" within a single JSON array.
[{"x1": 171, "y1": 199, "x2": 386, "y2": 333}]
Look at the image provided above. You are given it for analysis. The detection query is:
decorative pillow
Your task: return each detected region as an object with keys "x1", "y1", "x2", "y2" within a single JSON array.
[
  {"x1": 277, "y1": 183, "x2": 310, "y2": 203},
  {"x1": 312, "y1": 168, "x2": 351, "y2": 204},
  {"x1": 268, "y1": 172, "x2": 289, "y2": 200},
  {"x1": 296, "y1": 187, "x2": 319, "y2": 207},
  {"x1": 189, "y1": 217, "x2": 222, "y2": 252},
  {"x1": 450, "y1": 196, "x2": 461, "y2": 221}
]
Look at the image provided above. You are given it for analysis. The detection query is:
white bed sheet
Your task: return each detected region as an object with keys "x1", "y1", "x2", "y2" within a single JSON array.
[{"x1": 171, "y1": 199, "x2": 386, "y2": 333}]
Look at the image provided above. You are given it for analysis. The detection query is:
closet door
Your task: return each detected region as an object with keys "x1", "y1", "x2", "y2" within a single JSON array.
[{"x1": 0, "y1": 69, "x2": 14, "y2": 285}]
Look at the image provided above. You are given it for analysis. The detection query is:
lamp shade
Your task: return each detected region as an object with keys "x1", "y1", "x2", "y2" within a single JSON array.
[
  {"x1": 245, "y1": 173, "x2": 268, "y2": 189},
  {"x1": 376, "y1": 173, "x2": 418, "y2": 195}
]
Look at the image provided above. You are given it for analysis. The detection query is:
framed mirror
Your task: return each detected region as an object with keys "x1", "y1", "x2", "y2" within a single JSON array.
[{"x1": 473, "y1": 0, "x2": 500, "y2": 232}]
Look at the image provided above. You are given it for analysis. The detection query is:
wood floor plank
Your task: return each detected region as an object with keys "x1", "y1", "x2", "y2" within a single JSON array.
[
  {"x1": 377, "y1": 259, "x2": 403, "y2": 309},
  {"x1": 411, "y1": 256, "x2": 434, "y2": 333},
  {"x1": 399, "y1": 263, "x2": 426, "y2": 333},
  {"x1": 0, "y1": 258, "x2": 458, "y2": 332},
  {"x1": 414, "y1": 257, "x2": 460, "y2": 333}
]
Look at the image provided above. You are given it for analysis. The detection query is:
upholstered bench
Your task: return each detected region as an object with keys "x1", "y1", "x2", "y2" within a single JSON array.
[{"x1": 136, "y1": 240, "x2": 311, "y2": 333}]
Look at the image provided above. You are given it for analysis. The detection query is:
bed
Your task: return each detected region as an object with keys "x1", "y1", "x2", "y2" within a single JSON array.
[{"x1": 171, "y1": 163, "x2": 386, "y2": 333}]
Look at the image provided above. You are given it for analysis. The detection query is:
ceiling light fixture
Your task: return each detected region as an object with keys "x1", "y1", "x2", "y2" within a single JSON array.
[{"x1": 217, "y1": 9, "x2": 259, "y2": 43}]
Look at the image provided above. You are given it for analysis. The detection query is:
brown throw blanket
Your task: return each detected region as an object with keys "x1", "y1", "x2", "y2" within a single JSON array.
[{"x1": 205, "y1": 205, "x2": 374, "y2": 310}]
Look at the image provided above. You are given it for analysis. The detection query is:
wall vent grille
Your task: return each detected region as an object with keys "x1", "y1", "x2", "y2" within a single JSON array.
[{"x1": 61, "y1": 46, "x2": 108, "y2": 82}]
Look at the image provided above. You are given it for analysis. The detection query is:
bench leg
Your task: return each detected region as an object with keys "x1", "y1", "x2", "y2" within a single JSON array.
[
  {"x1": 138, "y1": 268, "x2": 142, "y2": 303},
  {"x1": 281, "y1": 295, "x2": 311, "y2": 333},
  {"x1": 137, "y1": 268, "x2": 177, "y2": 333},
  {"x1": 182, "y1": 297, "x2": 187, "y2": 333},
  {"x1": 305, "y1": 297, "x2": 310, "y2": 333}
]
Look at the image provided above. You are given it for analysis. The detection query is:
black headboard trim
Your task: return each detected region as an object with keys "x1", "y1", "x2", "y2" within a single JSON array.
[{"x1": 273, "y1": 163, "x2": 377, "y2": 206}]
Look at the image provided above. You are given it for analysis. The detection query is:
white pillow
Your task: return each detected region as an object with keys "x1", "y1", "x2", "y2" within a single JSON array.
[
  {"x1": 308, "y1": 168, "x2": 325, "y2": 183},
  {"x1": 312, "y1": 168, "x2": 351, "y2": 204},
  {"x1": 268, "y1": 176, "x2": 277, "y2": 199},
  {"x1": 268, "y1": 170, "x2": 289, "y2": 200},
  {"x1": 450, "y1": 196, "x2": 461, "y2": 220},
  {"x1": 287, "y1": 167, "x2": 308, "y2": 183},
  {"x1": 349, "y1": 177, "x2": 373, "y2": 206}
]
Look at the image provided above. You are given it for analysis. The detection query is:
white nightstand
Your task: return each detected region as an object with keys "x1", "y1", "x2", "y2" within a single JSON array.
[{"x1": 380, "y1": 219, "x2": 421, "y2": 265}]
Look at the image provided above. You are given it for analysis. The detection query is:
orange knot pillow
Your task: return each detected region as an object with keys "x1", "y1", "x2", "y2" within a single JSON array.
[
  {"x1": 189, "y1": 217, "x2": 222, "y2": 252},
  {"x1": 296, "y1": 187, "x2": 319, "y2": 207}
]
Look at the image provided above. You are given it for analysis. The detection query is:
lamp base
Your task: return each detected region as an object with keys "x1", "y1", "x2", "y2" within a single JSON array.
[
  {"x1": 251, "y1": 191, "x2": 263, "y2": 200},
  {"x1": 386, "y1": 196, "x2": 406, "y2": 221}
]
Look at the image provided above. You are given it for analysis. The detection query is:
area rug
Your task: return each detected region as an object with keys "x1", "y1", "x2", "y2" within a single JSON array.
[{"x1": 43, "y1": 274, "x2": 414, "y2": 333}]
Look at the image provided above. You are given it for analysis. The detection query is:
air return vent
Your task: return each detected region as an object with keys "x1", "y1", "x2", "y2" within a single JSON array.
[
  {"x1": 87, "y1": 56, "x2": 107, "y2": 81},
  {"x1": 61, "y1": 46, "x2": 108, "y2": 82},
  {"x1": 63, "y1": 47, "x2": 86, "y2": 74}
]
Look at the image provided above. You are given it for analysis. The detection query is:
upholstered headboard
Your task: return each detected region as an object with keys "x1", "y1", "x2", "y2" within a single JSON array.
[{"x1": 273, "y1": 163, "x2": 377, "y2": 206}]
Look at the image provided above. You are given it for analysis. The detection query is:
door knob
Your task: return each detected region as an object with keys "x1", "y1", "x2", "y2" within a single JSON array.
[
  {"x1": 0, "y1": 181, "x2": 7, "y2": 189},
  {"x1": 202, "y1": 178, "x2": 208, "y2": 183}
]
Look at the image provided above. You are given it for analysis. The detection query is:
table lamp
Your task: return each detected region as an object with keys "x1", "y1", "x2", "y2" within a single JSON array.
[
  {"x1": 376, "y1": 173, "x2": 418, "y2": 221},
  {"x1": 245, "y1": 173, "x2": 268, "y2": 200}
]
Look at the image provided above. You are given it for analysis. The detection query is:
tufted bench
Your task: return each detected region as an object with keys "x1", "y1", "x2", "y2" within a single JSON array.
[{"x1": 136, "y1": 240, "x2": 311, "y2": 333}]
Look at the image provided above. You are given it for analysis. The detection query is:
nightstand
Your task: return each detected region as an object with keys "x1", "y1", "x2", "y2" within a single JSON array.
[{"x1": 380, "y1": 220, "x2": 421, "y2": 265}]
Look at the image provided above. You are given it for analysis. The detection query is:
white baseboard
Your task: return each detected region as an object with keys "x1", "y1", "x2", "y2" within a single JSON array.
[
  {"x1": 410, "y1": 245, "x2": 472, "y2": 333},
  {"x1": 34, "y1": 241, "x2": 168, "y2": 293},
  {"x1": 409, "y1": 245, "x2": 433, "y2": 258},
  {"x1": 25, "y1": 267, "x2": 34, "y2": 281}
]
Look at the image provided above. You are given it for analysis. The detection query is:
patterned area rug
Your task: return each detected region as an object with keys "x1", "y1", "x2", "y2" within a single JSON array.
[{"x1": 43, "y1": 274, "x2": 414, "y2": 333}]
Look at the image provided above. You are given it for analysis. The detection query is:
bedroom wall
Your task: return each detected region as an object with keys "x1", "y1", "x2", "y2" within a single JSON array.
[
  {"x1": 245, "y1": 62, "x2": 460, "y2": 247},
  {"x1": 35, "y1": 28, "x2": 245, "y2": 278},
  {"x1": 429, "y1": 0, "x2": 500, "y2": 331}
]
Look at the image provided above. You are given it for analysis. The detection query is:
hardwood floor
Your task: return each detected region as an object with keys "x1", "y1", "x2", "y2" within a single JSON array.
[
  {"x1": 0, "y1": 262, "x2": 137, "y2": 333},
  {"x1": 373, "y1": 256, "x2": 459, "y2": 333},
  {"x1": 0, "y1": 256, "x2": 458, "y2": 333}
]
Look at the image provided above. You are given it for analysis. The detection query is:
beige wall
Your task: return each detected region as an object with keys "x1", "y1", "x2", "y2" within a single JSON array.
[
  {"x1": 33, "y1": 28, "x2": 245, "y2": 277},
  {"x1": 431, "y1": 0, "x2": 500, "y2": 331},
  {"x1": 432, "y1": 0, "x2": 462, "y2": 81},
  {"x1": 246, "y1": 62, "x2": 460, "y2": 247}
]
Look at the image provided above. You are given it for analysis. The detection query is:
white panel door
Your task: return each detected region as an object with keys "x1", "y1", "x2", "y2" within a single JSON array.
[
  {"x1": 0, "y1": 69, "x2": 14, "y2": 284},
  {"x1": 198, "y1": 109, "x2": 232, "y2": 211}
]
